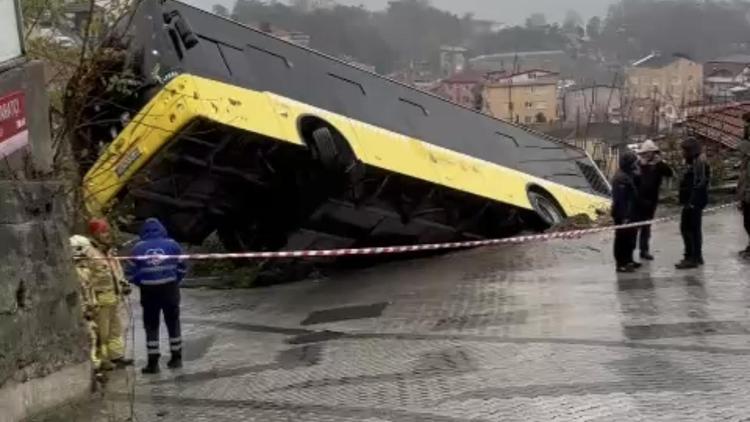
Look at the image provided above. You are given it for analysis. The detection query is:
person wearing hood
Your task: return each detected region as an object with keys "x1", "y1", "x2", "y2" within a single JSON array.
[
  {"x1": 126, "y1": 218, "x2": 187, "y2": 374},
  {"x1": 635, "y1": 140, "x2": 674, "y2": 260},
  {"x1": 676, "y1": 137, "x2": 710, "y2": 269},
  {"x1": 737, "y1": 140, "x2": 750, "y2": 258},
  {"x1": 611, "y1": 151, "x2": 640, "y2": 273}
]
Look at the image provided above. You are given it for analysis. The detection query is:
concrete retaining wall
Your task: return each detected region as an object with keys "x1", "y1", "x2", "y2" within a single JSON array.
[{"x1": 0, "y1": 61, "x2": 90, "y2": 421}]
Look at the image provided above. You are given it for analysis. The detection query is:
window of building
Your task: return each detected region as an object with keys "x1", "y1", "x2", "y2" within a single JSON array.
[
  {"x1": 536, "y1": 101, "x2": 547, "y2": 110},
  {"x1": 524, "y1": 116, "x2": 533, "y2": 123},
  {"x1": 525, "y1": 101, "x2": 533, "y2": 109}
]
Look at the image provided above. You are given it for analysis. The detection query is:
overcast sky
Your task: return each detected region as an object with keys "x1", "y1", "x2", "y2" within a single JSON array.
[{"x1": 188, "y1": 0, "x2": 613, "y2": 25}]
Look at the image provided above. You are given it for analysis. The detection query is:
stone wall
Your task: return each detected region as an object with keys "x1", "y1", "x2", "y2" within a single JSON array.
[{"x1": 0, "y1": 61, "x2": 90, "y2": 421}]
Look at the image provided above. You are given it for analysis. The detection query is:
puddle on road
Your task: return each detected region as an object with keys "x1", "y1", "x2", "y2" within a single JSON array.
[
  {"x1": 623, "y1": 320, "x2": 750, "y2": 340},
  {"x1": 432, "y1": 311, "x2": 529, "y2": 331},
  {"x1": 301, "y1": 302, "x2": 389, "y2": 326}
]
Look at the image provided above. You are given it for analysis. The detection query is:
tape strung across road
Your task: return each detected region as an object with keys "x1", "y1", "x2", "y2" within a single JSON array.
[{"x1": 114, "y1": 202, "x2": 738, "y2": 261}]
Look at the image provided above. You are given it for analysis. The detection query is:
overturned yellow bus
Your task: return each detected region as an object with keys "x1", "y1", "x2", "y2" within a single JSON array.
[{"x1": 82, "y1": 0, "x2": 610, "y2": 254}]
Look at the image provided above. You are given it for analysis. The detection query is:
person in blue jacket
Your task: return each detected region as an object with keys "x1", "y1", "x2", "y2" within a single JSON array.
[
  {"x1": 611, "y1": 151, "x2": 641, "y2": 273},
  {"x1": 126, "y1": 218, "x2": 187, "y2": 374}
]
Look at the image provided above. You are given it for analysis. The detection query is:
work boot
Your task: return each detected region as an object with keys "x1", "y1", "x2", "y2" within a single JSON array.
[
  {"x1": 739, "y1": 247, "x2": 750, "y2": 257},
  {"x1": 141, "y1": 355, "x2": 160, "y2": 375},
  {"x1": 100, "y1": 360, "x2": 115, "y2": 371},
  {"x1": 167, "y1": 352, "x2": 183, "y2": 370},
  {"x1": 111, "y1": 358, "x2": 134, "y2": 368},
  {"x1": 675, "y1": 260, "x2": 699, "y2": 270},
  {"x1": 627, "y1": 262, "x2": 642, "y2": 269},
  {"x1": 616, "y1": 265, "x2": 636, "y2": 273},
  {"x1": 640, "y1": 252, "x2": 655, "y2": 261}
]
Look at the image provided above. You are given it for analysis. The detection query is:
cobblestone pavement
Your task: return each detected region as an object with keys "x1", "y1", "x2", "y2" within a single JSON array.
[{"x1": 92, "y1": 209, "x2": 750, "y2": 421}]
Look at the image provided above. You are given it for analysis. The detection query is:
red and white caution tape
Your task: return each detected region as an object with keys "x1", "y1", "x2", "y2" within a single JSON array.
[{"x1": 115, "y1": 202, "x2": 738, "y2": 261}]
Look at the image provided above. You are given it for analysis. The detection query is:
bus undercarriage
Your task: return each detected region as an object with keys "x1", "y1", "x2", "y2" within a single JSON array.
[{"x1": 112, "y1": 118, "x2": 543, "y2": 254}]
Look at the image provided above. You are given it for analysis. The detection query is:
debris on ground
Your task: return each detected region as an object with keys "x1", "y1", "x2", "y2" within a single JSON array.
[{"x1": 546, "y1": 210, "x2": 613, "y2": 233}]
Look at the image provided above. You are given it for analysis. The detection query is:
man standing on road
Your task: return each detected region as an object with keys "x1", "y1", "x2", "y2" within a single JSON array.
[
  {"x1": 611, "y1": 151, "x2": 640, "y2": 273},
  {"x1": 737, "y1": 140, "x2": 750, "y2": 258},
  {"x1": 676, "y1": 137, "x2": 710, "y2": 269},
  {"x1": 126, "y1": 218, "x2": 187, "y2": 374},
  {"x1": 635, "y1": 140, "x2": 674, "y2": 261},
  {"x1": 86, "y1": 219, "x2": 134, "y2": 370}
]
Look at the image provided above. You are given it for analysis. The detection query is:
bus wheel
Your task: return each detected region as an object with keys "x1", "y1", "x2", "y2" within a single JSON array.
[
  {"x1": 311, "y1": 126, "x2": 352, "y2": 173},
  {"x1": 528, "y1": 190, "x2": 565, "y2": 227}
]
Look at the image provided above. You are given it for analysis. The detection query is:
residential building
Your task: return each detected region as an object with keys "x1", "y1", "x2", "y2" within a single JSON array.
[
  {"x1": 388, "y1": 60, "x2": 437, "y2": 88},
  {"x1": 439, "y1": 46, "x2": 468, "y2": 77},
  {"x1": 483, "y1": 70, "x2": 559, "y2": 124},
  {"x1": 624, "y1": 52, "x2": 703, "y2": 129},
  {"x1": 561, "y1": 85, "x2": 622, "y2": 126},
  {"x1": 704, "y1": 54, "x2": 750, "y2": 102},
  {"x1": 431, "y1": 69, "x2": 484, "y2": 110},
  {"x1": 469, "y1": 50, "x2": 568, "y2": 74},
  {"x1": 258, "y1": 23, "x2": 311, "y2": 47}
]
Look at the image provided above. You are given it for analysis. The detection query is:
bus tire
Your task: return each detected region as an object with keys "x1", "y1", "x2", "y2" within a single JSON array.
[
  {"x1": 311, "y1": 126, "x2": 345, "y2": 171},
  {"x1": 528, "y1": 189, "x2": 566, "y2": 227}
]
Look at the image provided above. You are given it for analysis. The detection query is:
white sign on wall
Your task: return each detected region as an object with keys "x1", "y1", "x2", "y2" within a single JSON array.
[{"x1": 0, "y1": 0, "x2": 23, "y2": 64}]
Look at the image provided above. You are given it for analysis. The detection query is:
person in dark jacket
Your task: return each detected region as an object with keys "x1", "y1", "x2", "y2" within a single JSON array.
[
  {"x1": 676, "y1": 137, "x2": 710, "y2": 269},
  {"x1": 635, "y1": 140, "x2": 674, "y2": 260},
  {"x1": 126, "y1": 218, "x2": 187, "y2": 374},
  {"x1": 611, "y1": 151, "x2": 640, "y2": 273},
  {"x1": 737, "y1": 140, "x2": 750, "y2": 257}
]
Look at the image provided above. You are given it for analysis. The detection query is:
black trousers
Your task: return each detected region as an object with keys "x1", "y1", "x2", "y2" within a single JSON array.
[
  {"x1": 744, "y1": 202, "x2": 750, "y2": 244},
  {"x1": 613, "y1": 218, "x2": 637, "y2": 267},
  {"x1": 140, "y1": 283, "x2": 182, "y2": 356},
  {"x1": 637, "y1": 206, "x2": 657, "y2": 254},
  {"x1": 680, "y1": 206, "x2": 704, "y2": 262}
]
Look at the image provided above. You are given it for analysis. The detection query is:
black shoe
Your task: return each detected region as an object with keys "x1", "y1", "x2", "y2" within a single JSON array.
[
  {"x1": 617, "y1": 265, "x2": 636, "y2": 273},
  {"x1": 628, "y1": 262, "x2": 643, "y2": 269},
  {"x1": 675, "y1": 260, "x2": 699, "y2": 270},
  {"x1": 640, "y1": 252, "x2": 654, "y2": 261},
  {"x1": 111, "y1": 358, "x2": 134, "y2": 368},
  {"x1": 167, "y1": 352, "x2": 182, "y2": 370},
  {"x1": 141, "y1": 355, "x2": 160, "y2": 375}
]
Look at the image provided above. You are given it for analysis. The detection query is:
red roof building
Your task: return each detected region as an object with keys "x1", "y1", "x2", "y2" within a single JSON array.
[{"x1": 686, "y1": 102, "x2": 750, "y2": 150}]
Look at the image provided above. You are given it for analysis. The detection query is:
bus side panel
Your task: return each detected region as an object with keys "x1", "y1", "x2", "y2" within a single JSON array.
[{"x1": 190, "y1": 78, "x2": 299, "y2": 146}]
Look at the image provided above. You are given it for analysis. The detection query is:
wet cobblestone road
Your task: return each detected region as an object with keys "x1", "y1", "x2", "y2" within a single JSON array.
[{"x1": 96, "y1": 209, "x2": 750, "y2": 421}]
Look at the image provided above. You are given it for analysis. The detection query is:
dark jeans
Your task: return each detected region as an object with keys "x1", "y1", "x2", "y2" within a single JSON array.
[
  {"x1": 637, "y1": 206, "x2": 657, "y2": 254},
  {"x1": 140, "y1": 283, "x2": 182, "y2": 356},
  {"x1": 744, "y1": 202, "x2": 750, "y2": 244},
  {"x1": 680, "y1": 206, "x2": 704, "y2": 262},
  {"x1": 613, "y1": 218, "x2": 637, "y2": 267}
]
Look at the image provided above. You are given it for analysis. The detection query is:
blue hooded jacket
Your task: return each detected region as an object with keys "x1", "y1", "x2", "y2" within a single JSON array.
[{"x1": 126, "y1": 218, "x2": 187, "y2": 286}]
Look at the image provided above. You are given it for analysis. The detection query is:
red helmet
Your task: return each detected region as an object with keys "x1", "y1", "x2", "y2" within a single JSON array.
[{"x1": 88, "y1": 218, "x2": 110, "y2": 236}]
